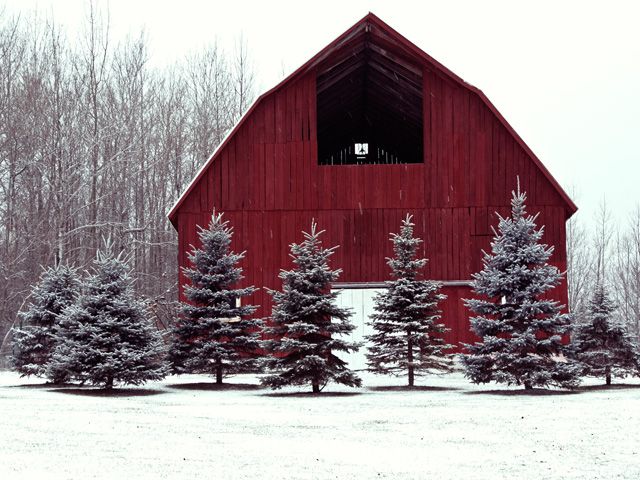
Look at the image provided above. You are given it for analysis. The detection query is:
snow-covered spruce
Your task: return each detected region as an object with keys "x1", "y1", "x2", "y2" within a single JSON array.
[
  {"x1": 168, "y1": 212, "x2": 261, "y2": 384},
  {"x1": 570, "y1": 283, "x2": 640, "y2": 385},
  {"x1": 11, "y1": 264, "x2": 80, "y2": 382},
  {"x1": 261, "y1": 221, "x2": 361, "y2": 393},
  {"x1": 366, "y1": 214, "x2": 452, "y2": 386},
  {"x1": 462, "y1": 182, "x2": 580, "y2": 390},
  {"x1": 47, "y1": 245, "x2": 167, "y2": 389}
]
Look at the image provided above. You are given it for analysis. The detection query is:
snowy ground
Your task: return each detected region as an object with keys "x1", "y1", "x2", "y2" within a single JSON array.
[{"x1": 1, "y1": 370, "x2": 639, "y2": 480}]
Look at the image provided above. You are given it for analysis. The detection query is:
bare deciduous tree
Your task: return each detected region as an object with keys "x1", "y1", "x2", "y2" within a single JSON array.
[
  {"x1": 566, "y1": 188, "x2": 594, "y2": 315},
  {"x1": 613, "y1": 207, "x2": 640, "y2": 336},
  {"x1": 567, "y1": 212, "x2": 593, "y2": 315},
  {"x1": 0, "y1": 6, "x2": 255, "y2": 363},
  {"x1": 592, "y1": 199, "x2": 614, "y2": 286}
]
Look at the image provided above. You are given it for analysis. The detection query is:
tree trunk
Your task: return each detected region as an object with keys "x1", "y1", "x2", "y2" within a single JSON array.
[
  {"x1": 105, "y1": 375, "x2": 114, "y2": 390},
  {"x1": 407, "y1": 334, "x2": 414, "y2": 387},
  {"x1": 606, "y1": 368, "x2": 612, "y2": 386},
  {"x1": 216, "y1": 362, "x2": 223, "y2": 385},
  {"x1": 524, "y1": 381, "x2": 532, "y2": 390},
  {"x1": 312, "y1": 380, "x2": 320, "y2": 394}
]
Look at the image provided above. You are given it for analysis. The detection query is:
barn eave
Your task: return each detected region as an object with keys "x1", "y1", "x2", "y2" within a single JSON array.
[{"x1": 167, "y1": 11, "x2": 577, "y2": 228}]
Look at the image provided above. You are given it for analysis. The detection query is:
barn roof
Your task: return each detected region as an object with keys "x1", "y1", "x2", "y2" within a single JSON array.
[{"x1": 168, "y1": 12, "x2": 577, "y2": 226}]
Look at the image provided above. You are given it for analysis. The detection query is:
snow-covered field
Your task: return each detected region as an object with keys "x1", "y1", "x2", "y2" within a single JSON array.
[{"x1": 1, "y1": 370, "x2": 639, "y2": 480}]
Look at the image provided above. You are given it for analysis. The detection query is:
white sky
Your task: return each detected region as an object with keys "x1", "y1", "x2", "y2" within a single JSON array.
[{"x1": 4, "y1": 0, "x2": 640, "y2": 228}]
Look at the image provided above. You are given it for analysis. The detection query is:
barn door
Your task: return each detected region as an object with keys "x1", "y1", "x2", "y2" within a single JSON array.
[{"x1": 333, "y1": 288, "x2": 382, "y2": 372}]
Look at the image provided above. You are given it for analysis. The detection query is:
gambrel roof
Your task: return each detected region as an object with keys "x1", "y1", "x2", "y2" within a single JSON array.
[{"x1": 168, "y1": 12, "x2": 576, "y2": 226}]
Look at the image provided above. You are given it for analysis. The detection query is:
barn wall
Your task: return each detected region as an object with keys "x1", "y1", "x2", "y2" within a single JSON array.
[{"x1": 175, "y1": 67, "x2": 569, "y2": 348}]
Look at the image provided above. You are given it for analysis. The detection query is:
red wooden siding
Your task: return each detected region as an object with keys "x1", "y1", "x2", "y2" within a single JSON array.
[{"x1": 171, "y1": 14, "x2": 573, "y2": 349}]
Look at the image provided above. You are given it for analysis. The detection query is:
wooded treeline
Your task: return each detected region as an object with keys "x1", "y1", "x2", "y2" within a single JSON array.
[
  {"x1": 1, "y1": 7, "x2": 639, "y2": 360},
  {"x1": 0, "y1": 7, "x2": 254, "y2": 351},
  {"x1": 567, "y1": 201, "x2": 640, "y2": 337}
]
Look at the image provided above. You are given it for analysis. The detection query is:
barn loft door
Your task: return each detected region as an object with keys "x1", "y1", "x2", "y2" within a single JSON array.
[
  {"x1": 333, "y1": 287, "x2": 382, "y2": 372},
  {"x1": 316, "y1": 20, "x2": 424, "y2": 166}
]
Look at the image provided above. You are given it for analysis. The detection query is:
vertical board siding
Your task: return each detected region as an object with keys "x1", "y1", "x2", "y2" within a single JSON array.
[{"x1": 174, "y1": 61, "x2": 571, "y2": 348}]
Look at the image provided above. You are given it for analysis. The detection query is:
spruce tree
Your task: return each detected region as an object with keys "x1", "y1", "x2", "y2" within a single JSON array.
[
  {"x1": 261, "y1": 221, "x2": 361, "y2": 393},
  {"x1": 11, "y1": 264, "x2": 80, "y2": 381},
  {"x1": 462, "y1": 183, "x2": 580, "y2": 390},
  {"x1": 366, "y1": 215, "x2": 452, "y2": 386},
  {"x1": 570, "y1": 283, "x2": 640, "y2": 385},
  {"x1": 168, "y1": 212, "x2": 261, "y2": 384},
  {"x1": 48, "y1": 245, "x2": 167, "y2": 389}
]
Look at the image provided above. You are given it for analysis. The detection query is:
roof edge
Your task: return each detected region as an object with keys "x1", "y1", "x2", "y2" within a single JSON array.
[
  {"x1": 167, "y1": 13, "x2": 376, "y2": 226},
  {"x1": 362, "y1": 13, "x2": 577, "y2": 217},
  {"x1": 168, "y1": 12, "x2": 577, "y2": 227}
]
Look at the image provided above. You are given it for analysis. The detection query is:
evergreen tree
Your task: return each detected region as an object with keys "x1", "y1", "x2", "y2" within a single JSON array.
[
  {"x1": 366, "y1": 215, "x2": 452, "y2": 386},
  {"x1": 168, "y1": 212, "x2": 261, "y2": 384},
  {"x1": 48, "y1": 244, "x2": 167, "y2": 389},
  {"x1": 11, "y1": 265, "x2": 80, "y2": 381},
  {"x1": 261, "y1": 221, "x2": 361, "y2": 393},
  {"x1": 570, "y1": 283, "x2": 640, "y2": 385},
  {"x1": 462, "y1": 183, "x2": 580, "y2": 390}
]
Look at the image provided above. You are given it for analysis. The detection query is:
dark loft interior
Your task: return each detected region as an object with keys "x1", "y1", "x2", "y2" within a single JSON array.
[{"x1": 316, "y1": 24, "x2": 424, "y2": 165}]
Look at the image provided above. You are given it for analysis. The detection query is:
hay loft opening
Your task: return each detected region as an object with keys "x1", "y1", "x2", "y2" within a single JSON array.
[{"x1": 316, "y1": 23, "x2": 424, "y2": 166}]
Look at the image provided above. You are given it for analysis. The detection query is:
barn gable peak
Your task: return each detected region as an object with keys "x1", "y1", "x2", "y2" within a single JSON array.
[{"x1": 168, "y1": 12, "x2": 576, "y2": 225}]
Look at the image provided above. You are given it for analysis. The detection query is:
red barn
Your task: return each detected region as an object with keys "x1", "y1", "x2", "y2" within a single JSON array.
[{"x1": 168, "y1": 13, "x2": 576, "y2": 355}]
